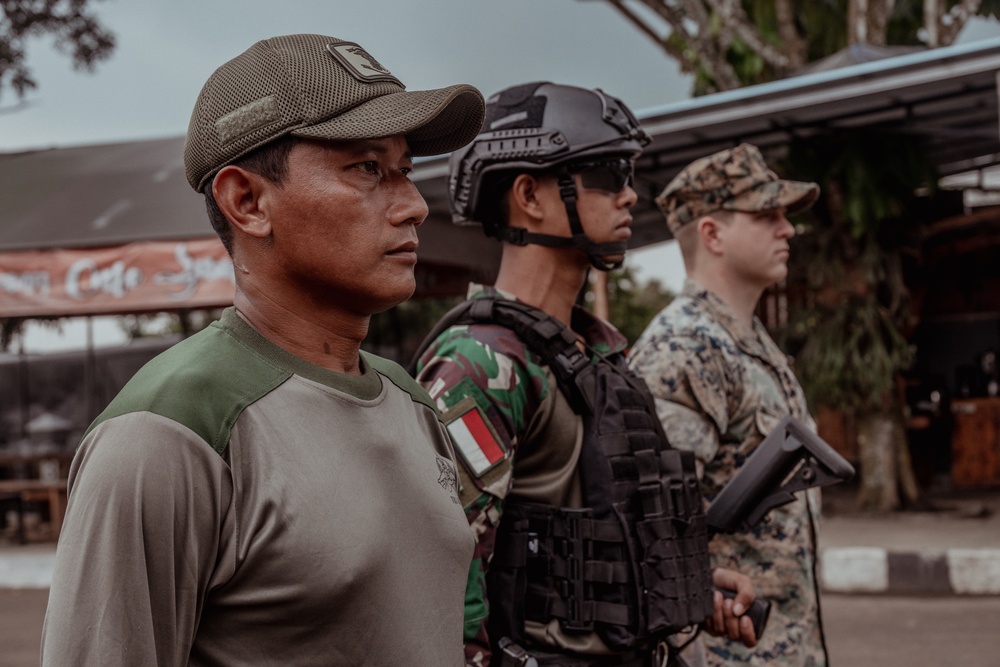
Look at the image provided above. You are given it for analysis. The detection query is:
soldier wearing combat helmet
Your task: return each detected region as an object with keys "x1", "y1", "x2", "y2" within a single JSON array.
[
  {"x1": 629, "y1": 144, "x2": 826, "y2": 666},
  {"x1": 413, "y1": 84, "x2": 759, "y2": 667}
]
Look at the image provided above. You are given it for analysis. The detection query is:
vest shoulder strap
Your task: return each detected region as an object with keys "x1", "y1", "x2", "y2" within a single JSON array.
[{"x1": 410, "y1": 294, "x2": 610, "y2": 413}]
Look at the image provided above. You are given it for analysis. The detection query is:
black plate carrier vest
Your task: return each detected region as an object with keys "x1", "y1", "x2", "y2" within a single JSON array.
[{"x1": 411, "y1": 296, "x2": 713, "y2": 653}]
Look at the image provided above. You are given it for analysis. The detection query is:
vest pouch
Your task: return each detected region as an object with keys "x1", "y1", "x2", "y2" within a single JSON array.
[
  {"x1": 487, "y1": 512, "x2": 533, "y2": 650},
  {"x1": 636, "y1": 450, "x2": 713, "y2": 636},
  {"x1": 636, "y1": 513, "x2": 713, "y2": 635}
]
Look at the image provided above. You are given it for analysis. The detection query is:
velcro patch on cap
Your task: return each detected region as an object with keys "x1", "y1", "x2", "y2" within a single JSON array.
[
  {"x1": 215, "y1": 95, "x2": 282, "y2": 146},
  {"x1": 326, "y1": 42, "x2": 402, "y2": 86},
  {"x1": 445, "y1": 399, "x2": 507, "y2": 477}
]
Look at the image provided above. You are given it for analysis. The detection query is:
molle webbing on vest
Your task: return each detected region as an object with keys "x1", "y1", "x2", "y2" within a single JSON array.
[{"x1": 413, "y1": 296, "x2": 713, "y2": 652}]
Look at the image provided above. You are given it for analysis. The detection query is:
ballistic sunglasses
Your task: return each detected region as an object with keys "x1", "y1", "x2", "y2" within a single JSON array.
[{"x1": 568, "y1": 157, "x2": 635, "y2": 193}]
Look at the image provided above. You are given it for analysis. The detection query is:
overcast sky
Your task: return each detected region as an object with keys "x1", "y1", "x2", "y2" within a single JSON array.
[
  {"x1": 6, "y1": 0, "x2": 697, "y2": 351},
  {"x1": 5, "y1": 1, "x2": 999, "y2": 350},
  {"x1": 2, "y1": 0, "x2": 692, "y2": 150}
]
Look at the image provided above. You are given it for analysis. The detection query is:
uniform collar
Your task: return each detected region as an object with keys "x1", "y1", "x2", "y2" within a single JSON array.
[{"x1": 680, "y1": 278, "x2": 776, "y2": 360}]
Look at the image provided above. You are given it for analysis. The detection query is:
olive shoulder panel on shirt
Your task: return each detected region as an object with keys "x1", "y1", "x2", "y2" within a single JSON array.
[
  {"x1": 361, "y1": 351, "x2": 438, "y2": 415},
  {"x1": 85, "y1": 324, "x2": 291, "y2": 454}
]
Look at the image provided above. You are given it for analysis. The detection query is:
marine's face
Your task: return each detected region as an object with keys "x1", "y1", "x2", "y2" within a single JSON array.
[
  {"x1": 264, "y1": 136, "x2": 428, "y2": 315},
  {"x1": 719, "y1": 207, "x2": 795, "y2": 288}
]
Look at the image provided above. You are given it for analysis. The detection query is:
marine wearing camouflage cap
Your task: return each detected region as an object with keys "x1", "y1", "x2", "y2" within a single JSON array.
[{"x1": 657, "y1": 143, "x2": 819, "y2": 234}]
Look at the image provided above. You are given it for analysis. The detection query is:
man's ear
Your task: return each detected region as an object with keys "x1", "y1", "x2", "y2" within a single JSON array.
[
  {"x1": 697, "y1": 214, "x2": 725, "y2": 256},
  {"x1": 509, "y1": 173, "x2": 548, "y2": 225},
  {"x1": 212, "y1": 166, "x2": 273, "y2": 240}
]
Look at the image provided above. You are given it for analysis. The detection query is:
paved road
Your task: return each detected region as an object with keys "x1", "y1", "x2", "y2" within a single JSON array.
[
  {"x1": 5, "y1": 589, "x2": 1000, "y2": 665},
  {"x1": 823, "y1": 594, "x2": 1000, "y2": 666},
  {"x1": 1, "y1": 588, "x2": 47, "y2": 665}
]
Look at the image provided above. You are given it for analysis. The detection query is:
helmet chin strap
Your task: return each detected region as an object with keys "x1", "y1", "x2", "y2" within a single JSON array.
[{"x1": 490, "y1": 169, "x2": 627, "y2": 272}]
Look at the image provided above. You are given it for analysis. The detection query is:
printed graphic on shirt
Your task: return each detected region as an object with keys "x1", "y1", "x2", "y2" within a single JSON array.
[
  {"x1": 445, "y1": 397, "x2": 507, "y2": 477},
  {"x1": 436, "y1": 456, "x2": 460, "y2": 503}
]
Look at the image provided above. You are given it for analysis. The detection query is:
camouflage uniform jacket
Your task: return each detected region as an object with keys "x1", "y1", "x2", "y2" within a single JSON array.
[
  {"x1": 416, "y1": 284, "x2": 629, "y2": 667},
  {"x1": 628, "y1": 278, "x2": 827, "y2": 667}
]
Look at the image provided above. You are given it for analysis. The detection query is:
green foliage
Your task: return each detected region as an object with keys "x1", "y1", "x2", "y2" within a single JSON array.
[
  {"x1": 981, "y1": 0, "x2": 1000, "y2": 16},
  {"x1": 776, "y1": 130, "x2": 939, "y2": 411},
  {"x1": 727, "y1": 37, "x2": 767, "y2": 83},
  {"x1": 0, "y1": 316, "x2": 65, "y2": 351},
  {"x1": 784, "y1": 130, "x2": 936, "y2": 243},
  {"x1": 885, "y1": 0, "x2": 928, "y2": 45},
  {"x1": 788, "y1": 295, "x2": 913, "y2": 410},
  {"x1": 595, "y1": 266, "x2": 676, "y2": 346},
  {"x1": 0, "y1": 318, "x2": 23, "y2": 351}
]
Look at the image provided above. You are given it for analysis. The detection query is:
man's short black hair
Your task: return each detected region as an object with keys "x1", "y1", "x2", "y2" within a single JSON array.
[{"x1": 202, "y1": 136, "x2": 300, "y2": 256}]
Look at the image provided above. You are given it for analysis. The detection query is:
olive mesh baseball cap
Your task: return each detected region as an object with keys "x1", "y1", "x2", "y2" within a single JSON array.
[
  {"x1": 657, "y1": 143, "x2": 819, "y2": 234},
  {"x1": 184, "y1": 34, "x2": 486, "y2": 191}
]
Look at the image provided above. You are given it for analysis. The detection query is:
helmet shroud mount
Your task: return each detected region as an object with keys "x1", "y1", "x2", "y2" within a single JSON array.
[{"x1": 448, "y1": 82, "x2": 650, "y2": 271}]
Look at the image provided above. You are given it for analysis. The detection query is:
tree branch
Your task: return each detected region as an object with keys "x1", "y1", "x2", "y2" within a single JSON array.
[
  {"x1": 606, "y1": 0, "x2": 705, "y2": 76},
  {"x1": 774, "y1": 0, "x2": 807, "y2": 70},
  {"x1": 923, "y1": 0, "x2": 940, "y2": 46},
  {"x1": 937, "y1": 0, "x2": 983, "y2": 46},
  {"x1": 0, "y1": 0, "x2": 115, "y2": 101},
  {"x1": 867, "y1": 0, "x2": 896, "y2": 46},
  {"x1": 615, "y1": 0, "x2": 743, "y2": 92},
  {"x1": 703, "y1": 0, "x2": 793, "y2": 70}
]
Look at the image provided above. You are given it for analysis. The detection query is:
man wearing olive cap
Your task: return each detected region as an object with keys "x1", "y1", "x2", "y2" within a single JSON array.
[
  {"x1": 629, "y1": 144, "x2": 828, "y2": 666},
  {"x1": 42, "y1": 34, "x2": 485, "y2": 666}
]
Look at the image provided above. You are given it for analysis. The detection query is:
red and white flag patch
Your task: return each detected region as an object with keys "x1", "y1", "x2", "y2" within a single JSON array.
[{"x1": 447, "y1": 405, "x2": 506, "y2": 477}]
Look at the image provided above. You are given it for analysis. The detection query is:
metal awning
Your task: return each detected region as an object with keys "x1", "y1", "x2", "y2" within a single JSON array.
[
  {"x1": 414, "y1": 37, "x2": 1000, "y2": 248},
  {"x1": 628, "y1": 37, "x2": 1000, "y2": 245},
  {"x1": 2, "y1": 37, "x2": 998, "y2": 284}
]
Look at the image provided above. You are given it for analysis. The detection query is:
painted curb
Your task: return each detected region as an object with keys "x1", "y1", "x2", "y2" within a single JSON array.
[
  {"x1": 820, "y1": 547, "x2": 1000, "y2": 595},
  {"x1": 0, "y1": 550, "x2": 55, "y2": 589},
  {"x1": 3, "y1": 547, "x2": 999, "y2": 594}
]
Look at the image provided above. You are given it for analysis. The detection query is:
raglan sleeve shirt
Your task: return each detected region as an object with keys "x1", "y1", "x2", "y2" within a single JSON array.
[
  {"x1": 41, "y1": 309, "x2": 473, "y2": 667},
  {"x1": 41, "y1": 413, "x2": 236, "y2": 665}
]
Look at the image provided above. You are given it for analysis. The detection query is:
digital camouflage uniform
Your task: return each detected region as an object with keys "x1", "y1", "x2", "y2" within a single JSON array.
[
  {"x1": 656, "y1": 144, "x2": 818, "y2": 233},
  {"x1": 416, "y1": 285, "x2": 630, "y2": 667},
  {"x1": 628, "y1": 144, "x2": 826, "y2": 667}
]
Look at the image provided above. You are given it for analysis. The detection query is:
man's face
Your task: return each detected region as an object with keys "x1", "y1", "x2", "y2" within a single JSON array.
[
  {"x1": 717, "y1": 207, "x2": 795, "y2": 288},
  {"x1": 262, "y1": 136, "x2": 428, "y2": 315},
  {"x1": 564, "y1": 156, "x2": 638, "y2": 266}
]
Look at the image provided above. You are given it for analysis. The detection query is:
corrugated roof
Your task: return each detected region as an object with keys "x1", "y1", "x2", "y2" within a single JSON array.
[
  {"x1": 0, "y1": 137, "x2": 205, "y2": 251},
  {"x1": 413, "y1": 38, "x2": 1000, "y2": 248},
  {"x1": 627, "y1": 37, "x2": 1000, "y2": 244},
  {"x1": 2, "y1": 38, "x2": 998, "y2": 255},
  {"x1": 0, "y1": 136, "x2": 500, "y2": 270}
]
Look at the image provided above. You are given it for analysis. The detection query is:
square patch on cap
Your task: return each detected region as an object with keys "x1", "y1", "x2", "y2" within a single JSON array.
[
  {"x1": 326, "y1": 42, "x2": 402, "y2": 85},
  {"x1": 446, "y1": 400, "x2": 507, "y2": 477}
]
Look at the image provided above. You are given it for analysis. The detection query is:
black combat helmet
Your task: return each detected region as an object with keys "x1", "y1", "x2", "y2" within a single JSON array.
[{"x1": 448, "y1": 81, "x2": 650, "y2": 270}]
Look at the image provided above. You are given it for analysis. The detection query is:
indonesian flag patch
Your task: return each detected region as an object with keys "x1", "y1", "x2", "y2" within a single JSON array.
[{"x1": 446, "y1": 400, "x2": 507, "y2": 477}]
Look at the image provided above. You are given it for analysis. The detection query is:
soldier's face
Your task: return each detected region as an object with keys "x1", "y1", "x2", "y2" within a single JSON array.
[
  {"x1": 260, "y1": 136, "x2": 429, "y2": 315},
  {"x1": 718, "y1": 208, "x2": 795, "y2": 288},
  {"x1": 574, "y1": 161, "x2": 639, "y2": 264}
]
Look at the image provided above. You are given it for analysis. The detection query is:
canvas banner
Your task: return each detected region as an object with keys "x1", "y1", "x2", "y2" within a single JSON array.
[{"x1": 0, "y1": 239, "x2": 235, "y2": 318}]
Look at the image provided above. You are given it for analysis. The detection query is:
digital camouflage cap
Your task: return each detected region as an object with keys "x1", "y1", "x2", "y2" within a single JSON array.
[{"x1": 656, "y1": 143, "x2": 819, "y2": 234}]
